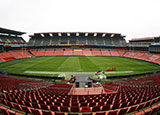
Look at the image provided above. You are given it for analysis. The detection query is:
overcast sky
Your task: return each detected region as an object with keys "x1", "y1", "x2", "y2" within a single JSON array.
[{"x1": 0, "y1": 0, "x2": 160, "y2": 42}]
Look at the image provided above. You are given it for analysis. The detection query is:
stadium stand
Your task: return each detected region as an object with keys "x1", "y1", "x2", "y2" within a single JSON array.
[
  {"x1": 0, "y1": 29, "x2": 160, "y2": 115},
  {"x1": 129, "y1": 36, "x2": 160, "y2": 47},
  {"x1": 0, "y1": 75, "x2": 159, "y2": 115},
  {"x1": 28, "y1": 32, "x2": 126, "y2": 46},
  {"x1": 45, "y1": 49, "x2": 54, "y2": 56},
  {"x1": 73, "y1": 49, "x2": 83, "y2": 56},
  {"x1": 0, "y1": 27, "x2": 26, "y2": 45}
]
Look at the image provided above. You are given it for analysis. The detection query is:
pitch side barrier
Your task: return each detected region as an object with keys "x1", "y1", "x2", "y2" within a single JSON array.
[{"x1": 1, "y1": 71, "x2": 159, "y2": 80}]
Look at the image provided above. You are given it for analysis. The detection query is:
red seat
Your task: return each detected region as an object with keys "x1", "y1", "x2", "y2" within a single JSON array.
[
  {"x1": 143, "y1": 108, "x2": 152, "y2": 115},
  {"x1": 55, "y1": 112, "x2": 65, "y2": 115},
  {"x1": 31, "y1": 108, "x2": 42, "y2": 115},
  {"x1": 92, "y1": 106, "x2": 101, "y2": 112},
  {"x1": 106, "y1": 110, "x2": 118, "y2": 115},
  {"x1": 7, "y1": 101, "x2": 14, "y2": 109},
  {"x1": 89, "y1": 102, "x2": 96, "y2": 107},
  {"x1": 68, "y1": 113, "x2": 79, "y2": 115},
  {"x1": 95, "y1": 112, "x2": 106, "y2": 115},
  {"x1": 32, "y1": 103, "x2": 40, "y2": 109},
  {"x1": 82, "y1": 113, "x2": 93, "y2": 115},
  {"x1": 21, "y1": 106, "x2": 32, "y2": 114},
  {"x1": 40, "y1": 104, "x2": 49, "y2": 110},
  {"x1": 101, "y1": 105, "x2": 110, "y2": 111},
  {"x1": 127, "y1": 106, "x2": 137, "y2": 113},
  {"x1": 111, "y1": 103, "x2": 120, "y2": 109},
  {"x1": 150, "y1": 105, "x2": 160, "y2": 115},
  {"x1": 143, "y1": 101, "x2": 150, "y2": 108},
  {"x1": 0, "y1": 106, "x2": 10, "y2": 115},
  {"x1": 60, "y1": 106, "x2": 69, "y2": 112},
  {"x1": 119, "y1": 102, "x2": 127, "y2": 108},
  {"x1": 136, "y1": 103, "x2": 144, "y2": 111},
  {"x1": 63, "y1": 102, "x2": 70, "y2": 106},
  {"x1": 13, "y1": 103, "x2": 22, "y2": 111},
  {"x1": 117, "y1": 108, "x2": 128, "y2": 115},
  {"x1": 71, "y1": 106, "x2": 79, "y2": 112},
  {"x1": 50, "y1": 105, "x2": 59, "y2": 111},
  {"x1": 80, "y1": 102, "x2": 88, "y2": 107},
  {"x1": 72, "y1": 102, "x2": 79, "y2": 106},
  {"x1": 81, "y1": 107, "x2": 90, "y2": 112},
  {"x1": 42, "y1": 110, "x2": 54, "y2": 115}
]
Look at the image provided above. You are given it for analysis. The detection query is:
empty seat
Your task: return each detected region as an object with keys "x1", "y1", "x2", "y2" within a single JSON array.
[
  {"x1": 81, "y1": 107, "x2": 90, "y2": 112},
  {"x1": 50, "y1": 105, "x2": 59, "y2": 111},
  {"x1": 92, "y1": 106, "x2": 101, "y2": 112},
  {"x1": 71, "y1": 106, "x2": 79, "y2": 112},
  {"x1": 31, "y1": 108, "x2": 42, "y2": 115},
  {"x1": 42, "y1": 110, "x2": 54, "y2": 115},
  {"x1": 21, "y1": 106, "x2": 32, "y2": 114},
  {"x1": 68, "y1": 113, "x2": 79, "y2": 115},
  {"x1": 127, "y1": 106, "x2": 137, "y2": 113},
  {"x1": 80, "y1": 102, "x2": 88, "y2": 107},
  {"x1": 13, "y1": 103, "x2": 22, "y2": 111},
  {"x1": 41, "y1": 104, "x2": 49, "y2": 110},
  {"x1": 60, "y1": 106, "x2": 69, "y2": 112},
  {"x1": 55, "y1": 112, "x2": 65, "y2": 115},
  {"x1": 106, "y1": 110, "x2": 118, "y2": 115},
  {"x1": 95, "y1": 112, "x2": 106, "y2": 115},
  {"x1": 101, "y1": 105, "x2": 110, "y2": 111},
  {"x1": 117, "y1": 108, "x2": 128, "y2": 115},
  {"x1": 82, "y1": 113, "x2": 92, "y2": 115}
]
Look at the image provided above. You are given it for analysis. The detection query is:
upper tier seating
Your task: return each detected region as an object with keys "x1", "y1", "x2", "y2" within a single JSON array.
[
  {"x1": 0, "y1": 35, "x2": 26, "y2": 45},
  {"x1": 28, "y1": 32, "x2": 126, "y2": 46}
]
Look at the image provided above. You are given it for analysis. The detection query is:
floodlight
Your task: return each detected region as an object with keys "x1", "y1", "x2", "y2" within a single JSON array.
[
  {"x1": 58, "y1": 33, "x2": 62, "y2": 36},
  {"x1": 102, "y1": 33, "x2": 106, "y2": 37},
  {"x1": 67, "y1": 33, "x2": 70, "y2": 36},
  {"x1": 49, "y1": 33, "x2": 53, "y2": 37},
  {"x1": 111, "y1": 34, "x2": 115, "y2": 37},
  {"x1": 40, "y1": 33, "x2": 45, "y2": 37},
  {"x1": 76, "y1": 33, "x2": 79, "y2": 36},
  {"x1": 85, "y1": 33, "x2": 88, "y2": 36},
  {"x1": 93, "y1": 33, "x2": 97, "y2": 37}
]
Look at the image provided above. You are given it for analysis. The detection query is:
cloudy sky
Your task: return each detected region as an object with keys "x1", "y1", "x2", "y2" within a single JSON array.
[{"x1": 0, "y1": 0, "x2": 160, "y2": 42}]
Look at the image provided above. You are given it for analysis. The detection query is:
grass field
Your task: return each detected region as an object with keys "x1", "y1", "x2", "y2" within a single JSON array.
[{"x1": 0, "y1": 56, "x2": 160, "y2": 79}]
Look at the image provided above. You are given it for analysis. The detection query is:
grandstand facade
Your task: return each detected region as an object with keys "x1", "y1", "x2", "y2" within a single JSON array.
[
  {"x1": 129, "y1": 36, "x2": 160, "y2": 47},
  {"x1": 28, "y1": 32, "x2": 126, "y2": 46},
  {"x1": 0, "y1": 27, "x2": 26, "y2": 46}
]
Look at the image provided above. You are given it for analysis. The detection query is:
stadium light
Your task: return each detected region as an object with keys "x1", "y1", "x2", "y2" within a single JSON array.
[
  {"x1": 93, "y1": 33, "x2": 97, "y2": 37},
  {"x1": 76, "y1": 33, "x2": 79, "y2": 36},
  {"x1": 67, "y1": 33, "x2": 70, "y2": 36},
  {"x1": 58, "y1": 33, "x2": 62, "y2": 36},
  {"x1": 40, "y1": 33, "x2": 45, "y2": 37},
  {"x1": 85, "y1": 33, "x2": 88, "y2": 36},
  {"x1": 49, "y1": 33, "x2": 53, "y2": 37},
  {"x1": 111, "y1": 34, "x2": 115, "y2": 37},
  {"x1": 102, "y1": 33, "x2": 106, "y2": 37}
]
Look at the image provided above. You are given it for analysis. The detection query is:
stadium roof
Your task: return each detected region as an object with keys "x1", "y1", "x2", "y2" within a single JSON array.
[
  {"x1": 0, "y1": 27, "x2": 26, "y2": 35},
  {"x1": 129, "y1": 36, "x2": 160, "y2": 41},
  {"x1": 30, "y1": 32, "x2": 125, "y2": 38}
]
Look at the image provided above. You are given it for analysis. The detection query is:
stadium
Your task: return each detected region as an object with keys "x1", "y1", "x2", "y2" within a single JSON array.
[{"x1": 0, "y1": 27, "x2": 160, "y2": 115}]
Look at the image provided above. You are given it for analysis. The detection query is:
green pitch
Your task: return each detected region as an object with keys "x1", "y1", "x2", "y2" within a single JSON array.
[{"x1": 0, "y1": 56, "x2": 160, "y2": 77}]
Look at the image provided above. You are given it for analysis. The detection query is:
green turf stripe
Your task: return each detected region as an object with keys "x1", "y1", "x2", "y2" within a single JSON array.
[
  {"x1": 79, "y1": 56, "x2": 100, "y2": 71},
  {"x1": 57, "y1": 57, "x2": 83, "y2": 72}
]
